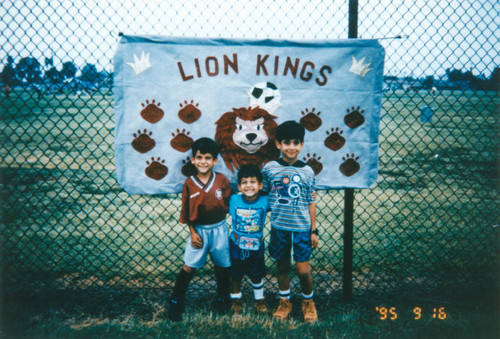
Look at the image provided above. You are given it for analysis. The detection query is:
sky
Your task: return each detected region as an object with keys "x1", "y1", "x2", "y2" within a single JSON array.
[{"x1": 0, "y1": 0, "x2": 498, "y2": 78}]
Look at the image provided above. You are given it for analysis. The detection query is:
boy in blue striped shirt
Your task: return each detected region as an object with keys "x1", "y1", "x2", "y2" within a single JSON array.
[{"x1": 261, "y1": 120, "x2": 319, "y2": 323}]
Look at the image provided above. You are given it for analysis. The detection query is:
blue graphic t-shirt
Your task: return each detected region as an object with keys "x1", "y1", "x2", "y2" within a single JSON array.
[
  {"x1": 229, "y1": 194, "x2": 270, "y2": 240},
  {"x1": 262, "y1": 159, "x2": 315, "y2": 232}
]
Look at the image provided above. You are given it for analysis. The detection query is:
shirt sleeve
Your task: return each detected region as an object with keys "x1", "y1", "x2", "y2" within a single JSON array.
[
  {"x1": 222, "y1": 175, "x2": 232, "y2": 212},
  {"x1": 261, "y1": 165, "x2": 270, "y2": 194},
  {"x1": 179, "y1": 180, "x2": 190, "y2": 224},
  {"x1": 305, "y1": 168, "x2": 315, "y2": 204}
]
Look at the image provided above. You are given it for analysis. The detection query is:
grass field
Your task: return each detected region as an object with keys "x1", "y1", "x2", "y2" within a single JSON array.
[{"x1": 0, "y1": 88, "x2": 499, "y2": 337}]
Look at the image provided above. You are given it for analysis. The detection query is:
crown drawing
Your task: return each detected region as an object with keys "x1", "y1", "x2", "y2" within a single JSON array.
[
  {"x1": 349, "y1": 56, "x2": 373, "y2": 77},
  {"x1": 127, "y1": 51, "x2": 151, "y2": 75}
]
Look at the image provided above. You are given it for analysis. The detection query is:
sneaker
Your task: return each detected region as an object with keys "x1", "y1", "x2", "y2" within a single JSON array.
[
  {"x1": 213, "y1": 295, "x2": 231, "y2": 314},
  {"x1": 302, "y1": 299, "x2": 318, "y2": 323},
  {"x1": 254, "y1": 299, "x2": 268, "y2": 314},
  {"x1": 231, "y1": 298, "x2": 243, "y2": 315},
  {"x1": 168, "y1": 297, "x2": 184, "y2": 322},
  {"x1": 273, "y1": 298, "x2": 292, "y2": 320}
]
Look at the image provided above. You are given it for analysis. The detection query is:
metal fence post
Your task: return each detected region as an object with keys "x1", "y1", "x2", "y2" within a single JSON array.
[{"x1": 343, "y1": 0, "x2": 358, "y2": 302}]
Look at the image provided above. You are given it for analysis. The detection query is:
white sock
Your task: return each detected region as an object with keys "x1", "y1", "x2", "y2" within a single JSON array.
[
  {"x1": 231, "y1": 292, "x2": 242, "y2": 300},
  {"x1": 251, "y1": 280, "x2": 264, "y2": 300},
  {"x1": 302, "y1": 291, "x2": 314, "y2": 300},
  {"x1": 279, "y1": 289, "x2": 291, "y2": 300}
]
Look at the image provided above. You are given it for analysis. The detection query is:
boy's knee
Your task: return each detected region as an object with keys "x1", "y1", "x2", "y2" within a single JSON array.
[
  {"x1": 295, "y1": 262, "x2": 311, "y2": 276},
  {"x1": 183, "y1": 264, "x2": 196, "y2": 274},
  {"x1": 296, "y1": 267, "x2": 311, "y2": 277}
]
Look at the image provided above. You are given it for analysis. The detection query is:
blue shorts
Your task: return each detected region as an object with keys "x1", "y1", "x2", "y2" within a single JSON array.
[
  {"x1": 229, "y1": 236, "x2": 266, "y2": 282},
  {"x1": 183, "y1": 220, "x2": 231, "y2": 269},
  {"x1": 269, "y1": 228, "x2": 313, "y2": 263}
]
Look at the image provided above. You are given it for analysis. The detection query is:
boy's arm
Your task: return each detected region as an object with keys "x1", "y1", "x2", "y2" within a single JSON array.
[
  {"x1": 188, "y1": 224, "x2": 203, "y2": 249},
  {"x1": 309, "y1": 202, "x2": 318, "y2": 249}
]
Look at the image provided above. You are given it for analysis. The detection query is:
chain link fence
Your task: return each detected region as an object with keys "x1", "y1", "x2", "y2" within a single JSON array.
[{"x1": 1, "y1": 1, "x2": 498, "y2": 303}]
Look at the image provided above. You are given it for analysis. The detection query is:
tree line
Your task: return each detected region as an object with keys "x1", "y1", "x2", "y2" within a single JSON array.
[{"x1": 1, "y1": 55, "x2": 111, "y2": 96}]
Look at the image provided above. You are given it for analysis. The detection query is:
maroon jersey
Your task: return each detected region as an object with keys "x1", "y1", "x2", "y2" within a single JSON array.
[{"x1": 180, "y1": 172, "x2": 231, "y2": 226}]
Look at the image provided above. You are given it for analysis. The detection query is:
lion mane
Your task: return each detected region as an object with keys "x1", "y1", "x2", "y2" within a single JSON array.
[{"x1": 215, "y1": 106, "x2": 279, "y2": 172}]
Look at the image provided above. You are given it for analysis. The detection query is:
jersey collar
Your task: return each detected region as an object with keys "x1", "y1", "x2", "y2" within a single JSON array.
[
  {"x1": 277, "y1": 158, "x2": 307, "y2": 168},
  {"x1": 191, "y1": 172, "x2": 215, "y2": 192}
]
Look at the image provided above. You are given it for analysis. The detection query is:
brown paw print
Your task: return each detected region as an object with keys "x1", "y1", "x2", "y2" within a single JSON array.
[
  {"x1": 303, "y1": 153, "x2": 323, "y2": 175},
  {"x1": 145, "y1": 157, "x2": 168, "y2": 180},
  {"x1": 181, "y1": 157, "x2": 197, "y2": 177},
  {"x1": 131, "y1": 129, "x2": 156, "y2": 153},
  {"x1": 324, "y1": 127, "x2": 346, "y2": 151},
  {"x1": 339, "y1": 153, "x2": 360, "y2": 177},
  {"x1": 140, "y1": 99, "x2": 164, "y2": 124},
  {"x1": 344, "y1": 106, "x2": 365, "y2": 128},
  {"x1": 299, "y1": 107, "x2": 322, "y2": 131},
  {"x1": 170, "y1": 129, "x2": 194, "y2": 152},
  {"x1": 178, "y1": 100, "x2": 201, "y2": 124}
]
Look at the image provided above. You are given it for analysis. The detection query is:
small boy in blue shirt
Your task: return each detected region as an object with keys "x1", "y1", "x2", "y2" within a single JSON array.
[
  {"x1": 261, "y1": 120, "x2": 319, "y2": 322},
  {"x1": 228, "y1": 164, "x2": 270, "y2": 314}
]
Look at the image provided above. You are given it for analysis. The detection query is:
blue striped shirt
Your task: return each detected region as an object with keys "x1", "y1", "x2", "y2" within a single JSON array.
[{"x1": 262, "y1": 159, "x2": 315, "y2": 232}]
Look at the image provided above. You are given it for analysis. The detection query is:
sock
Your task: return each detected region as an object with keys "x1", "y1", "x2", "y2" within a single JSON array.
[
  {"x1": 301, "y1": 291, "x2": 314, "y2": 300},
  {"x1": 214, "y1": 267, "x2": 231, "y2": 297},
  {"x1": 251, "y1": 280, "x2": 264, "y2": 300},
  {"x1": 279, "y1": 289, "x2": 291, "y2": 300},
  {"x1": 230, "y1": 292, "x2": 242, "y2": 300},
  {"x1": 172, "y1": 268, "x2": 194, "y2": 299}
]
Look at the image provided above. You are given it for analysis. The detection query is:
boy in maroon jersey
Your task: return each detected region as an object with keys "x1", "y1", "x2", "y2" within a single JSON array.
[{"x1": 168, "y1": 137, "x2": 232, "y2": 322}]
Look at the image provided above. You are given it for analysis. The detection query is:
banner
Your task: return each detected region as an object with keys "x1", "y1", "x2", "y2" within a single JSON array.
[{"x1": 114, "y1": 35, "x2": 385, "y2": 194}]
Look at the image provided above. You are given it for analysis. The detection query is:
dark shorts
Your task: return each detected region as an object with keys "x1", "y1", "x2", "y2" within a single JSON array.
[
  {"x1": 269, "y1": 228, "x2": 313, "y2": 263},
  {"x1": 229, "y1": 238, "x2": 266, "y2": 282}
]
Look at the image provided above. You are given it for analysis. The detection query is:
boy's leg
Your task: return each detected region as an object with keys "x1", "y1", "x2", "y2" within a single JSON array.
[
  {"x1": 269, "y1": 228, "x2": 293, "y2": 320},
  {"x1": 296, "y1": 262, "x2": 317, "y2": 323},
  {"x1": 273, "y1": 256, "x2": 293, "y2": 319},
  {"x1": 169, "y1": 265, "x2": 196, "y2": 322},
  {"x1": 277, "y1": 256, "x2": 291, "y2": 298},
  {"x1": 213, "y1": 265, "x2": 231, "y2": 313},
  {"x1": 229, "y1": 239, "x2": 244, "y2": 314},
  {"x1": 230, "y1": 278, "x2": 243, "y2": 315},
  {"x1": 296, "y1": 261, "x2": 313, "y2": 295},
  {"x1": 250, "y1": 277, "x2": 267, "y2": 313},
  {"x1": 248, "y1": 243, "x2": 267, "y2": 313}
]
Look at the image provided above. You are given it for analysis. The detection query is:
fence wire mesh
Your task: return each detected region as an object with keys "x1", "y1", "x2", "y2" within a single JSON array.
[{"x1": 1, "y1": 1, "x2": 498, "y2": 302}]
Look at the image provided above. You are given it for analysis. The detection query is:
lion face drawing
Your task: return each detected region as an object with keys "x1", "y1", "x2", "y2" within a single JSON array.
[{"x1": 215, "y1": 107, "x2": 279, "y2": 172}]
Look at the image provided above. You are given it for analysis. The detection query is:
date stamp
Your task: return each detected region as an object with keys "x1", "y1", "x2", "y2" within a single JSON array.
[{"x1": 375, "y1": 306, "x2": 447, "y2": 320}]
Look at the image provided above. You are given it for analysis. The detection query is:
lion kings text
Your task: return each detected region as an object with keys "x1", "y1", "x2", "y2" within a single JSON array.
[{"x1": 177, "y1": 53, "x2": 333, "y2": 86}]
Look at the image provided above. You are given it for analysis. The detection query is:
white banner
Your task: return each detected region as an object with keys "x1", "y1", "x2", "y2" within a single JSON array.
[{"x1": 114, "y1": 35, "x2": 385, "y2": 194}]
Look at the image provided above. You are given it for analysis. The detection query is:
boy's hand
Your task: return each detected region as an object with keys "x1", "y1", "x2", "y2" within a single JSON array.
[
  {"x1": 190, "y1": 232, "x2": 203, "y2": 249},
  {"x1": 311, "y1": 233, "x2": 319, "y2": 249}
]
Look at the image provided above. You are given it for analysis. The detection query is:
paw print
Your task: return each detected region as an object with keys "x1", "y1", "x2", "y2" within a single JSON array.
[
  {"x1": 181, "y1": 156, "x2": 197, "y2": 177},
  {"x1": 339, "y1": 153, "x2": 360, "y2": 177},
  {"x1": 303, "y1": 153, "x2": 323, "y2": 175},
  {"x1": 344, "y1": 106, "x2": 365, "y2": 128},
  {"x1": 324, "y1": 127, "x2": 346, "y2": 151},
  {"x1": 145, "y1": 157, "x2": 168, "y2": 180},
  {"x1": 178, "y1": 100, "x2": 201, "y2": 124},
  {"x1": 170, "y1": 128, "x2": 194, "y2": 152},
  {"x1": 140, "y1": 99, "x2": 164, "y2": 124},
  {"x1": 131, "y1": 129, "x2": 156, "y2": 153},
  {"x1": 299, "y1": 107, "x2": 322, "y2": 131}
]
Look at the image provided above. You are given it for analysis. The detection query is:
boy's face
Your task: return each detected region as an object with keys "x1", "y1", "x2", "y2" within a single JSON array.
[
  {"x1": 276, "y1": 139, "x2": 304, "y2": 164},
  {"x1": 238, "y1": 176, "x2": 263, "y2": 201},
  {"x1": 191, "y1": 151, "x2": 217, "y2": 176}
]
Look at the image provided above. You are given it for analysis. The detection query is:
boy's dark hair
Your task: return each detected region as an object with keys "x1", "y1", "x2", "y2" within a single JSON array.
[
  {"x1": 237, "y1": 164, "x2": 263, "y2": 184},
  {"x1": 191, "y1": 137, "x2": 219, "y2": 158},
  {"x1": 275, "y1": 120, "x2": 305, "y2": 143}
]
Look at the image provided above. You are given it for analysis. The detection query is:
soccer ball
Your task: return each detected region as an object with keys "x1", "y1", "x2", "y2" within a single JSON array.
[{"x1": 247, "y1": 82, "x2": 281, "y2": 115}]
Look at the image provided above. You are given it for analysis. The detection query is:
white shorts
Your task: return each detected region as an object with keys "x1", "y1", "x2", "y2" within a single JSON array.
[{"x1": 183, "y1": 219, "x2": 231, "y2": 269}]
